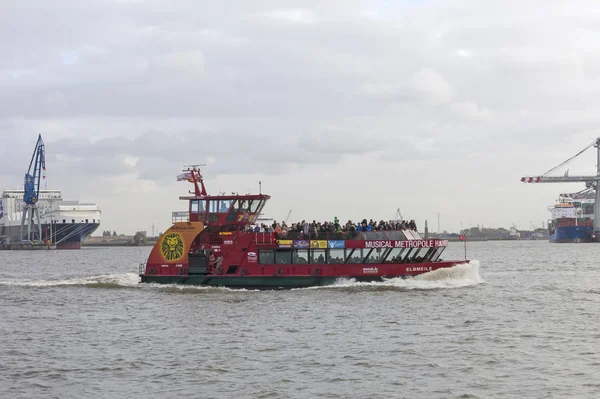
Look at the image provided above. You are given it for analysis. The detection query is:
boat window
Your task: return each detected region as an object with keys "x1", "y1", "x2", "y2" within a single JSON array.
[
  {"x1": 255, "y1": 200, "x2": 267, "y2": 216},
  {"x1": 199, "y1": 200, "x2": 206, "y2": 212},
  {"x1": 209, "y1": 200, "x2": 218, "y2": 213},
  {"x1": 430, "y1": 247, "x2": 445, "y2": 262},
  {"x1": 224, "y1": 265, "x2": 237, "y2": 274},
  {"x1": 363, "y1": 248, "x2": 383, "y2": 263},
  {"x1": 259, "y1": 250, "x2": 275, "y2": 264},
  {"x1": 292, "y1": 249, "x2": 309, "y2": 264},
  {"x1": 219, "y1": 199, "x2": 232, "y2": 213},
  {"x1": 422, "y1": 247, "x2": 437, "y2": 262},
  {"x1": 401, "y1": 248, "x2": 415, "y2": 262},
  {"x1": 409, "y1": 248, "x2": 424, "y2": 262},
  {"x1": 191, "y1": 200, "x2": 200, "y2": 213},
  {"x1": 237, "y1": 200, "x2": 248, "y2": 212},
  {"x1": 328, "y1": 249, "x2": 344, "y2": 264},
  {"x1": 250, "y1": 200, "x2": 260, "y2": 213},
  {"x1": 275, "y1": 250, "x2": 292, "y2": 264},
  {"x1": 384, "y1": 248, "x2": 405, "y2": 263},
  {"x1": 309, "y1": 249, "x2": 326, "y2": 264},
  {"x1": 226, "y1": 211, "x2": 237, "y2": 222},
  {"x1": 345, "y1": 249, "x2": 363, "y2": 264}
]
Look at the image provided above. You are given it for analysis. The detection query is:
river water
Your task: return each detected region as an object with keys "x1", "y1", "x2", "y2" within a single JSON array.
[{"x1": 1, "y1": 241, "x2": 600, "y2": 398}]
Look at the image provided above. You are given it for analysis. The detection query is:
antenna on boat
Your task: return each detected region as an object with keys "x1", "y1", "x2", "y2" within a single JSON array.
[
  {"x1": 259, "y1": 181, "x2": 262, "y2": 194},
  {"x1": 181, "y1": 164, "x2": 207, "y2": 197}
]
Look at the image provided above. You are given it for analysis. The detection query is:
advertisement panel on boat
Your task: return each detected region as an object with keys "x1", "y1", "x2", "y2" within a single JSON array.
[
  {"x1": 345, "y1": 239, "x2": 448, "y2": 249},
  {"x1": 294, "y1": 240, "x2": 310, "y2": 248},
  {"x1": 310, "y1": 240, "x2": 328, "y2": 248},
  {"x1": 277, "y1": 239, "x2": 293, "y2": 248},
  {"x1": 328, "y1": 240, "x2": 345, "y2": 248}
]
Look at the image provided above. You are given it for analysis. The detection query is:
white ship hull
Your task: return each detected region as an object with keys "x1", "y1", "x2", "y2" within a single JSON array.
[{"x1": 0, "y1": 189, "x2": 101, "y2": 249}]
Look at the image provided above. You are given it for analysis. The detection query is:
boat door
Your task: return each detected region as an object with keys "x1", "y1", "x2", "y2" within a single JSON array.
[{"x1": 189, "y1": 250, "x2": 209, "y2": 274}]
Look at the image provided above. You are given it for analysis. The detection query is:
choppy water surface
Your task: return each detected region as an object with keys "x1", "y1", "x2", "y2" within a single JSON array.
[{"x1": 1, "y1": 241, "x2": 600, "y2": 398}]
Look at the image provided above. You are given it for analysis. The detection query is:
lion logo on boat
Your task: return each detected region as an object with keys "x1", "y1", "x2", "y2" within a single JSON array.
[{"x1": 161, "y1": 232, "x2": 184, "y2": 261}]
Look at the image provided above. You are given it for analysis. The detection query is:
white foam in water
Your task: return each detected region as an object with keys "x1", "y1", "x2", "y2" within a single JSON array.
[
  {"x1": 0, "y1": 262, "x2": 482, "y2": 291},
  {"x1": 325, "y1": 260, "x2": 483, "y2": 290},
  {"x1": 0, "y1": 273, "x2": 140, "y2": 287}
]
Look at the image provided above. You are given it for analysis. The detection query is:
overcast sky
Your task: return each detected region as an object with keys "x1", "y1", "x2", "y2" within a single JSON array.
[{"x1": 2, "y1": 0, "x2": 600, "y2": 235}]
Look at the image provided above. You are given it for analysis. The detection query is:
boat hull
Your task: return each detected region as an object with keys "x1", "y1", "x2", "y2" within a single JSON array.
[
  {"x1": 549, "y1": 225, "x2": 594, "y2": 243},
  {"x1": 140, "y1": 261, "x2": 469, "y2": 290},
  {"x1": 0, "y1": 222, "x2": 99, "y2": 249}
]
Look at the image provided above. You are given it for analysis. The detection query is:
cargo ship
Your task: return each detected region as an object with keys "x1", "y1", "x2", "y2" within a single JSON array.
[
  {"x1": 138, "y1": 167, "x2": 470, "y2": 289},
  {"x1": 0, "y1": 189, "x2": 101, "y2": 249},
  {"x1": 547, "y1": 188, "x2": 595, "y2": 243}
]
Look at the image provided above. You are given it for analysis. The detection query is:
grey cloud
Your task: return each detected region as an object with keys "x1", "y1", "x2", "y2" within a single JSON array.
[{"x1": 2, "y1": 0, "x2": 600, "y2": 232}]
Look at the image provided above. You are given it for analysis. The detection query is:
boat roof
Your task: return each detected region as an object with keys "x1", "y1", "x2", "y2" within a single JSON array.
[{"x1": 179, "y1": 193, "x2": 271, "y2": 201}]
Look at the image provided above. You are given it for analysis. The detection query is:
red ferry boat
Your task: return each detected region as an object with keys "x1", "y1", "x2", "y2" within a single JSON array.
[{"x1": 139, "y1": 167, "x2": 470, "y2": 289}]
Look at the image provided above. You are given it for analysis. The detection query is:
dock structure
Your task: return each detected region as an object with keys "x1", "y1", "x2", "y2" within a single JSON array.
[{"x1": 0, "y1": 243, "x2": 56, "y2": 250}]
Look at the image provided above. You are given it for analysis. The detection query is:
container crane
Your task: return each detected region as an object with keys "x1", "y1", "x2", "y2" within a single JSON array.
[
  {"x1": 521, "y1": 137, "x2": 600, "y2": 240},
  {"x1": 20, "y1": 134, "x2": 46, "y2": 242},
  {"x1": 284, "y1": 209, "x2": 292, "y2": 224}
]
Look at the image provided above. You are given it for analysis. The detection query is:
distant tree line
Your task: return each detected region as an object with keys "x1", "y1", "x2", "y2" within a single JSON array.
[{"x1": 101, "y1": 230, "x2": 118, "y2": 236}]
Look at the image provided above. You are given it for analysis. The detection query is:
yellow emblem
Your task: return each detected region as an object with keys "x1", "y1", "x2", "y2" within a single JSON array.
[{"x1": 161, "y1": 232, "x2": 184, "y2": 261}]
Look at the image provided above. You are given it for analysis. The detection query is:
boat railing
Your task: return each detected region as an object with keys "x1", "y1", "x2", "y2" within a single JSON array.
[
  {"x1": 138, "y1": 262, "x2": 146, "y2": 276},
  {"x1": 276, "y1": 230, "x2": 420, "y2": 241},
  {"x1": 253, "y1": 232, "x2": 277, "y2": 245},
  {"x1": 278, "y1": 231, "x2": 359, "y2": 240},
  {"x1": 172, "y1": 211, "x2": 189, "y2": 223}
]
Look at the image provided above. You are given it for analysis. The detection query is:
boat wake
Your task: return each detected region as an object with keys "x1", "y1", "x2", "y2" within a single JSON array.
[
  {"x1": 0, "y1": 273, "x2": 140, "y2": 288},
  {"x1": 320, "y1": 260, "x2": 483, "y2": 291},
  {"x1": 0, "y1": 262, "x2": 482, "y2": 292}
]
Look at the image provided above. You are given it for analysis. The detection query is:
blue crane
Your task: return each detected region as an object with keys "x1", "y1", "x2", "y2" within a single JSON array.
[
  {"x1": 21, "y1": 134, "x2": 46, "y2": 242},
  {"x1": 23, "y1": 134, "x2": 46, "y2": 205}
]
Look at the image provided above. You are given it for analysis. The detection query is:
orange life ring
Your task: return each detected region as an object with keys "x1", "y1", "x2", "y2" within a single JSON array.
[
  {"x1": 148, "y1": 268, "x2": 156, "y2": 275},
  {"x1": 275, "y1": 267, "x2": 284, "y2": 276}
]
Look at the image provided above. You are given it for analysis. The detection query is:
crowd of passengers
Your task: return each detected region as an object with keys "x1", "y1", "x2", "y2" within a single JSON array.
[{"x1": 245, "y1": 218, "x2": 418, "y2": 237}]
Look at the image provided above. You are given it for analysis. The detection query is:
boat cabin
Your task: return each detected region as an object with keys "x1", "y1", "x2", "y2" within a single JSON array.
[{"x1": 181, "y1": 194, "x2": 270, "y2": 226}]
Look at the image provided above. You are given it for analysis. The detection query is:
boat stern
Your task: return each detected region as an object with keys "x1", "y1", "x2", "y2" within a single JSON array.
[{"x1": 140, "y1": 221, "x2": 205, "y2": 278}]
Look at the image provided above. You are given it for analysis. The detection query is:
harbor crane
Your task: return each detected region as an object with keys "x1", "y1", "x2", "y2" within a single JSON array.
[
  {"x1": 521, "y1": 137, "x2": 600, "y2": 239},
  {"x1": 20, "y1": 134, "x2": 46, "y2": 242}
]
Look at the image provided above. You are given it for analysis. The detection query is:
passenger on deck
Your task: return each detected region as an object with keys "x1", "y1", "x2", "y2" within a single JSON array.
[{"x1": 409, "y1": 220, "x2": 417, "y2": 231}]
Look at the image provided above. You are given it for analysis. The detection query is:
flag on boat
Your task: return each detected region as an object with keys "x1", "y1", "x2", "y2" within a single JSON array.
[{"x1": 176, "y1": 172, "x2": 194, "y2": 182}]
